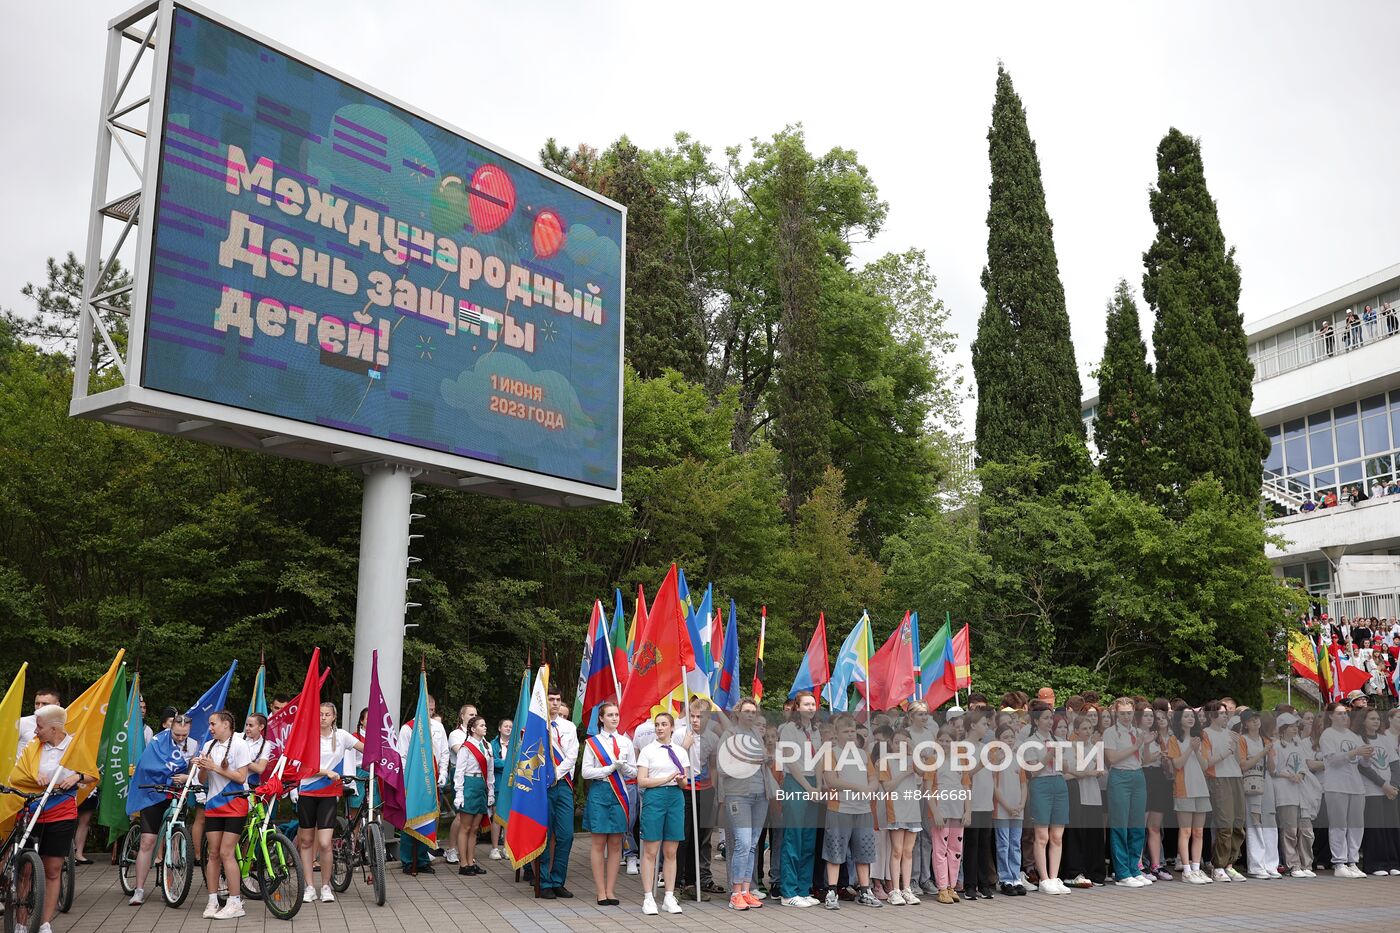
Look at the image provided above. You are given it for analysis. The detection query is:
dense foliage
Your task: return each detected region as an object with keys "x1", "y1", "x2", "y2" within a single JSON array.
[{"x1": 0, "y1": 86, "x2": 1299, "y2": 717}]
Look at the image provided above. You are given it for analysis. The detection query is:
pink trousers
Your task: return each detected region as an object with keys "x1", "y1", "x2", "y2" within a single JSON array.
[{"x1": 932, "y1": 819, "x2": 964, "y2": 889}]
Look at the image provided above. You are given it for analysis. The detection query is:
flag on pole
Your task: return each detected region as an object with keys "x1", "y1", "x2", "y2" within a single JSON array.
[
  {"x1": 401, "y1": 666, "x2": 439, "y2": 847},
  {"x1": 683, "y1": 584, "x2": 715, "y2": 704},
  {"x1": 504, "y1": 664, "x2": 553, "y2": 867},
  {"x1": 919, "y1": 617, "x2": 956, "y2": 708},
  {"x1": 257, "y1": 649, "x2": 325, "y2": 796},
  {"x1": 609, "y1": 589, "x2": 630, "y2": 687},
  {"x1": 96, "y1": 662, "x2": 131, "y2": 833},
  {"x1": 573, "y1": 600, "x2": 606, "y2": 730},
  {"x1": 752, "y1": 606, "x2": 767, "y2": 702},
  {"x1": 714, "y1": 600, "x2": 741, "y2": 711},
  {"x1": 247, "y1": 653, "x2": 268, "y2": 721},
  {"x1": 363, "y1": 649, "x2": 406, "y2": 829},
  {"x1": 184, "y1": 660, "x2": 238, "y2": 749},
  {"x1": 619, "y1": 564, "x2": 689, "y2": 735},
  {"x1": 1288, "y1": 630, "x2": 1321, "y2": 684},
  {"x1": 578, "y1": 600, "x2": 618, "y2": 734},
  {"x1": 62, "y1": 649, "x2": 126, "y2": 803},
  {"x1": 823, "y1": 612, "x2": 873, "y2": 712},
  {"x1": 952, "y1": 624, "x2": 972, "y2": 689},
  {"x1": 910, "y1": 610, "x2": 922, "y2": 690},
  {"x1": 125, "y1": 674, "x2": 146, "y2": 785},
  {"x1": 493, "y1": 668, "x2": 531, "y2": 829},
  {"x1": 0, "y1": 663, "x2": 27, "y2": 780},
  {"x1": 863, "y1": 612, "x2": 916, "y2": 710},
  {"x1": 629, "y1": 585, "x2": 647, "y2": 663},
  {"x1": 1319, "y1": 636, "x2": 1335, "y2": 698},
  {"x1": 789, "y1": 613, "x2": 830, "y2": 699}
]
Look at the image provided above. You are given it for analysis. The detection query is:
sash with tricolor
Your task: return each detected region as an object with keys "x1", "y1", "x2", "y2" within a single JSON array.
[
  {"x1": 550, "y1": 723, "x2": 573, "y2": 788},
  {"x1": 300, "y1": 752, "x2": 345, "y2": 795},
  {"x1": 586, "y1": 735, "x2": 632, "y2": 822}
]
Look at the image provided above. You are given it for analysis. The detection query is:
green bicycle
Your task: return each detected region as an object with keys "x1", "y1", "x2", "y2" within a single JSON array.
[{"x1": 233, "y1": 790, "x2": 303, "y2": 920}]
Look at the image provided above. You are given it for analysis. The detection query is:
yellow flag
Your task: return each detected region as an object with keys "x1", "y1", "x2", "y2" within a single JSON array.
[
  {"x1": 0, "y1": 663, "x2": 27, "y2": 784},
  {"x1": 60, "y1": 650, "x2": 125, "y2": 780}
]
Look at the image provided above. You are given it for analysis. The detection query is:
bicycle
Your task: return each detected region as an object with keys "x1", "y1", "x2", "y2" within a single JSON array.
[
  {"x1": 0, "y1": 784, "x2": 45, "y2": 933},
  {"x1": 57, "y1": 842, "x2": 74, "y2": 914},
  {"x1": 133, "y1": 781, "x2": 201, "y2": 907},
  {"x1": 330, "y1": 773, "x2": 387, "y2": 906},
  {"x1": 233, "y1": 790, "x2": 303, "y2": 920}
]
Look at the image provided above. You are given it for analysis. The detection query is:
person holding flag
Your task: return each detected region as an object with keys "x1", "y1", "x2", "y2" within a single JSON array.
[
  {"x1": 125, "y1": 712, "x2": 199, "y2": 906},
  {"x1": 396, "y1": 690, "x2": 448, "y2": 874},
  {"x1": 191, "y1": 710, "x2": 256, "y2": 919},
  {"x1": 582, "y1": 700, "x2": 636, "y2": 905},
  {"x1": 8, "y1": 704, "x2": 96, "y2": 933},
  {"x1": 298, "y1": 702, "x2": 363, "y2": 903},
  {"x1": 539, "y1": 687, "x2": 579, "y2": 898}
]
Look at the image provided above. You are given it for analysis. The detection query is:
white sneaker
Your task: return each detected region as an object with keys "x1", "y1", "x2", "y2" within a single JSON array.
[
  {"x1": 1213, "y1": 868, "x2": 1230, "y2": 882},
  {"x1": 489, "y1": 847, "x2": 503, "y2": 861},
  {"x1": 1188, "y1": 870, "x2": 1210, "y2": 885},
  {"x1": 1225, "y1": 866, "x2": 1247, "y2": 882},
  {"x1": 1181, "y1": 870, "x2": 1196, "y2": 883},
  {"x1": 902, "y1": 887, "x2": 920, "y2": 905},
  {"x1": 780, "y1": 896, "x2": 806, "y2": 907},
  {"x1": 1248, "y1": 870, "x2": 1271, "y2": 879},
  {"x1": 886, "y1": 889, "x2": 905, "y2": 905},
  {"x1": 213, "y1": 900, "x2": 246, "y2": 919},
  {"x1": 1267, "y1": 869, "x2": 1283, "y2": 878},
  {"x1": 1373, "y1": 869, "x2": 1389, "y2": 877},
  {"x1": 1117, "y1": 875, "x2": 1143, "y2": 887},
  {"x1": 1038, "y1": 879, "x2": 1061, "y2": 894},
  {"x1": 445, "y1": 848, "x2": 459, "y2": 864},
  {"x1": 802, "y1": 895, "x2": 823, "y2": 907},
  {"x1": 1139, "y1": 872, "x2": 1155, "y2": 883},
  {"x1": 1199, "y1": 869, "x2": 1214, "y2": 883},
  {"x1": 1390, "y1": 869, "x2": 1400, "y2": 876},
  {"x1": 626, "y1": 856, "x2": 639, "y2": 875},
  {"x1": 128, "y1": 888, "x2": 145, "y2": 906},
  {"x1": 662, "y1": 892, "x2": 683, "y2": 914},
  {"x1": 320, "y1": 884, "x2": 335, "y2": 902},
  {"x1": 37, "y1": 925, "x2": 52, "y2": 933},
  {"x1": 203, "y1": 900, "x2": 220, "y2": 918},
  {"x1": 1018, "y1": 871, "x2": 1034, "y2": 890},
  {"x1": 642, "y1": 894, "x2": 658, "y2": 915},
  {"x1": 1334, "y1": 864, "x2": 1354, "y2": 878},
  {"x1": 303, "y1": 885, "x2": 317, "y2": 902}
]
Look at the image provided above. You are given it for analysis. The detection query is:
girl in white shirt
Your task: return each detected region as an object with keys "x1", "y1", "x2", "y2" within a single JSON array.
[
  {"x1": 1271, "y1": 713, "x2": 1321, "y2": 877},
  {"x1": 1238, "y1": 710, "x2": 1280, "y2": 878},
  {"x1": 583, "y1": 702, "x2": 636, "y2": 906},
  {"x1": 1167, "y1": 708, "x2": 1211, "y2": 883},
  {"x1": 1319, "y1": 701, "x2": 1370, "y2": 876},
  {"x1": 452, "y1": 715, "x2": 494, "y2": 875},
  {"x1": 1355, "y1": 708, "x2": 1400, "y2": 874},
  {"x1": 446, "y1": 704, "x2": 476, "y2": 865},
  {"x1": 636, "y1": 712, "x2": 689, "y2": 916}
]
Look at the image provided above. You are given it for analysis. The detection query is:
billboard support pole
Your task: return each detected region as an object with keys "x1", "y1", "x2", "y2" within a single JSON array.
[{"x1": 352, "y1": 462, "x2": 420, "y2": 727}]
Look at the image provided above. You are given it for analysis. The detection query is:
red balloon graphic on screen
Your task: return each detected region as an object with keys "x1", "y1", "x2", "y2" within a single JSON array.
[
  {"x1": 532, "y1": 210, "x2": 566, "y2": 258},
  {"x1": 468, "y1": 165, "x2": 515, "y2": 233}
]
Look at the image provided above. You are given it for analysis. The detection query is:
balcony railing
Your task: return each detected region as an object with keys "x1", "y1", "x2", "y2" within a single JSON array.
[{"x1": 1250, "y1": 315, "x2": 1400, "y2": 383}]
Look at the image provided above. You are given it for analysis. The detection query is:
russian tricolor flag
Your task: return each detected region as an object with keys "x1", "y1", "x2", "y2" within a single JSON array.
[{"x1": 789, "y1": 613, "x2": 830, "y2": 699}]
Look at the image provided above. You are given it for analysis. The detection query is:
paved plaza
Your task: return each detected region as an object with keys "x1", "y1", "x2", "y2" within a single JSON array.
[{"x1": 52, "y1": 839, "x2": 1400, "y2": 933}]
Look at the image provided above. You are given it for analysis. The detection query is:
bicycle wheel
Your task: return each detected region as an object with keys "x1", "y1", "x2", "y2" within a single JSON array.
[
  {"x1": 331, "y1": 828, "x2": 353, "y2": 893},
  {"x1": 365, "y1": 822, "x2": 386, "y2": 906},
  {"x1": 58, "y1": 843, "x2": 75, "y2": 913},
  {"x1": 160, "y1": 825, "x2": 194, "y2": 907},
  {"x1": 117, "y1": 825, "x2": 141, "y2": 896},
  {"x1": 3, "y1": 849, "x2": 44, "y2": 933},
  {"x1": 259, "y1": 831, "x2": 304, "y2": 921}
]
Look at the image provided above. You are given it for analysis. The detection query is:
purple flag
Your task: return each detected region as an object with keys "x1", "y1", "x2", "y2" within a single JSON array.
[{"x1": 364, "y1": 650, "x2": 406, "y2": 829}]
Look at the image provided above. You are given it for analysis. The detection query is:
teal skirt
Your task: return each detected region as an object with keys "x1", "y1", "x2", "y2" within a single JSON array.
[
  {"x1": 457, "y1": 774, "x2": 488, "y2": 815},
  {"x1": 639, "y1": 785, "x2": 685, "y2": 842},
  {"x1": 584, "y1": 780, "x2": 629, "y2": 834}
]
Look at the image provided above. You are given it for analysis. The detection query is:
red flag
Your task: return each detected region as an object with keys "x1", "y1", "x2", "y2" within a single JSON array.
[
  {"x1": 752, "y1": 606, "x2": 767, "y2": 702},
  {"x1": 807, "y1": 613, "x2": 830, "y2": 691},
  {"x1": 951, "y1": 624, "x2": 971, "y2": 689},
  {"x1": 257, "y1": 649, "x2": 323, "y2": 796},
  {"x1": 619, "y1": 565, "x2": 687, "y2": 735},
  {"x1": 865, "y1": 613, "x2": 915, "y2": 711}
]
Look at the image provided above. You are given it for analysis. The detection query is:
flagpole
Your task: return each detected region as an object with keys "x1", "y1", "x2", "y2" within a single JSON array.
[
  {"x1": 599, "y1": 603, "x2": 625, "y2": 710},
  {"x1": 681, "y1": 663, "x2": 701, "y2": 905}
]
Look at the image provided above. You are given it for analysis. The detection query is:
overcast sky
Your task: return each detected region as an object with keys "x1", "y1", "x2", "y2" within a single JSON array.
[{"x1": 5, "y1": 0, "x2": 1399, "y2": 424}]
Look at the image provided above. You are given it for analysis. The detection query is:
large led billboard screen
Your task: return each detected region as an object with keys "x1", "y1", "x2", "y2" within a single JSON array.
[{"x1": 138, "y1": 5, "x2": 624, "y2": 494}]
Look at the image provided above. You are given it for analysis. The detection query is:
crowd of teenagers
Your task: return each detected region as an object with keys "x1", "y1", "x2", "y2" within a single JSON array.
[{"x1": 14, "y1": 680, "x2": 1400, "y2": 931}]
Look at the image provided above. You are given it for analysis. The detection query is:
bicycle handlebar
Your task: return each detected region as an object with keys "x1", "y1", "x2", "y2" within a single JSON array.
[
  {"x1": 0, "y1": 784, "x2": 43, "y2": 802},
  {"x1": 138, "y1": 783, "x2": 205, "y2": 795}
]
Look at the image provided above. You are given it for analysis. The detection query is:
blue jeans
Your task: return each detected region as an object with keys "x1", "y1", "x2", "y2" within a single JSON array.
[
  {"x1": 541, "y1": 781, "x2": 574, "y2": 888},
  {"x1": 994, "y1": 818, "x2": 1022, "y2": 884},
  {"x1": 780, "y1": 775, "x2": 816, "y2": 897},
  {"x1": 724, "y1": 792, "x2": 767, "y2": 884},
  {"x1": 1108, "y1": 769, "x2": 1146, "y2": 879}
]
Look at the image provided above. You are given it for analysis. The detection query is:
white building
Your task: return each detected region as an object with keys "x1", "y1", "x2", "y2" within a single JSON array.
[{"x1": 1083, "y1": 263, "x2": 1400, "y2": 617}]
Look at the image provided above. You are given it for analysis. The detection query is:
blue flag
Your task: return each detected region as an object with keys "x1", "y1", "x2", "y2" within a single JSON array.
[
  {"x1": 126, "y1": 674, "x2": 147, "y2": 778},
  {"x1": 713, "y1": 599, "x2": 741, "y2": 711},
  {"x1": 823, "y1": 612, "x2": 872, "y2": 712},
  {"x1": 492, "y1": 668, "x2": 531, "y2": 830},
  {"x1": 401, "y1": 670, "x2": 439, "y2": 847},
  {"x1": 246, "y1": 661, "x2": 268, "y2": 721},
  {"x1": 909, "y1": 610, "x2": 922, "y2": 700},
  {"x1": 185, "y1": 661, "x2": 238, "y2": 748},
  {"x1": 504, "y1": 665, "x2": 553, "y2": 867},
  {"x1": 126, "y1": 729, "x2": 195, "y2": 815}
]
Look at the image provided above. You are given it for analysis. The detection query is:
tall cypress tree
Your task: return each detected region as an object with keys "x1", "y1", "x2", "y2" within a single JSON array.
[
  {"x1": 1144, "y1": 128, "x2": 1267, "y2": 502},
  {"x1": 973, "y1": 65, "x2": 1085, "y2": 481},
  {"x1": 1095, "y1": 280, "x2": 1159, "y2": 497},
  {"x1": 770, "y1": 134, "x2": 832, "y2": 520}
]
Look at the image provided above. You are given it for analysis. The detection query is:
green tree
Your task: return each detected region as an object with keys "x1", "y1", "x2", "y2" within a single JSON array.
[
  {"x1": 973, "y1": 65, "x2": 1086, "y2": 484},
  {"x1": 1144, "y1": 128, "x2": 1268, "y2": 503},
  {"x1": 787, "y1": 466, "x2": 883, "y2": 644},
  {"x1": 1094, "y1": 279, "x2": 1160, "y2": 497}
]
